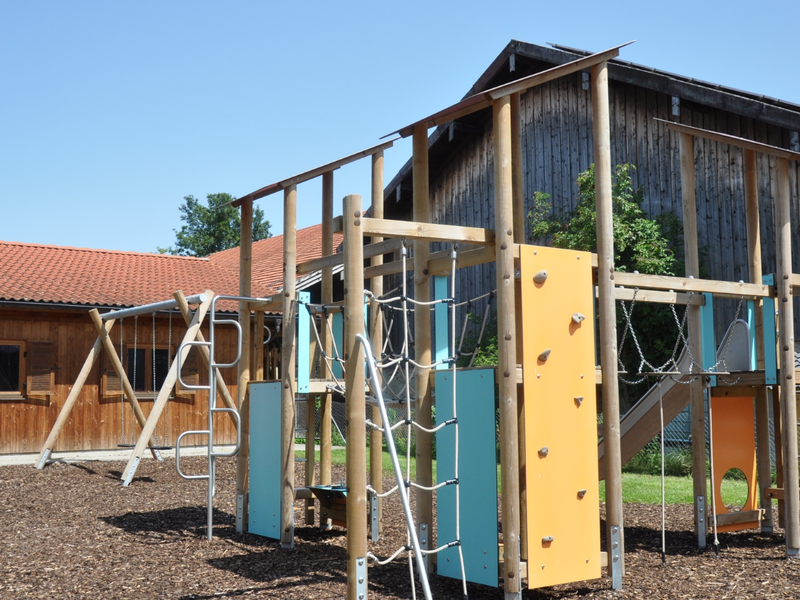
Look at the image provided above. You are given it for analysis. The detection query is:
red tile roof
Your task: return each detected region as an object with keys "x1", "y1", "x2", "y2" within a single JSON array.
[
  {"x1": 209, "y1": 223, "x2": 343, "y2": 294},
  {"x1": 0, "y1": 224, "x2": 337, "y2": 311},
  {"x1": 0, "y1": 241, "x2": 270, "y2": 309}
]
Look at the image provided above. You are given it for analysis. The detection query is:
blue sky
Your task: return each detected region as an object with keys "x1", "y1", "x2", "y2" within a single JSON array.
[{"x1": 2, "y1": 1, "x2": 798, "y2": 254}]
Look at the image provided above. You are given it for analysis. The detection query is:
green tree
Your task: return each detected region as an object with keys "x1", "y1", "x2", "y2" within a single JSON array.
[{"x1": 158, "y1": 193, "x2": 272, "y2": 257}]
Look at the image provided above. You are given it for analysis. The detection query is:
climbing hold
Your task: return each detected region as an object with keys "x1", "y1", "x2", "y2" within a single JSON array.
[
  {"x1": 533, "y1": 270, "x2": 548, "y2": 284},
  {"x1": 574, "y1": 396, "x2": 584, "y2": 407},
  {"x1": 538, "y1": 447, "x2": 549, "y2": 457},
  {"x1": 542, "y1": 536, "x2": 554, "y2": 543},
  {"x1": 538, "y1": 348, "x2": 551, "y2": 362},
  {"x1": 577, "y1": 489, "x2": 587, "y2": 499},
  {"x1": 572, "y1": 312, "x2": 586, "y2": 324}
]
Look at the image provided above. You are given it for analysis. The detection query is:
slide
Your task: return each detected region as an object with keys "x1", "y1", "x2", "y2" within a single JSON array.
[{"x1": 597, "y1": 319, "x2": 751, "y2": 480}]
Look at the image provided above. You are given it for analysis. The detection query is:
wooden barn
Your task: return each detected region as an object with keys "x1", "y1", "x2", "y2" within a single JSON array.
[
  {"x1": 0, "y1": 224, "x2": 336, "y2": 456},
  {"x1": 384, "y1": 40, "x2": 800, "y2": 337}
]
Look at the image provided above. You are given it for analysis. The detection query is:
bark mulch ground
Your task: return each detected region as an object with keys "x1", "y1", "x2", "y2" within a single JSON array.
[{"x1": 1, "y1": 456, "x2": 799, "y2": 599}]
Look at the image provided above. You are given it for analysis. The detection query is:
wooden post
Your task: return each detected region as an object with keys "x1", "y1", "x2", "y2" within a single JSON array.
[
  {"x1": 413, "y1": 124, "x2": 434, "y2": 565},
  {"x1": 343, "y1": 193, "x2": 367, "y2": 600},
  {"x1": 173, "y1": 291, "x2": 238, "y2": 421},
  {"x1": 775, "y1": 157, "x2": 800, "y2": 556},
  {"x1": 494, "y1": 95, "x2": 522, "y2": 598},
  {"x1": 511, "y1": 90, "x2": 528, "y2": 562},
  {"x1": 281, "y1": 185, "x2": 298, "y2": 548},
  {"x1": 255, "y1": 309, "x2": 265, "y2": 381},
  {"x1": 370, "y1": 151, "x2": 385, "y2": 533},
  {"x1": 679, "y1": 132, "x2": 708, "y2": 548},
  {"x1": 120, "y1": 292, "x2": 213, "y2": 486},
  {"x1": 88, "y1": 310, "x2": 160, "y2": 460},
  {"x1": 592, "y1": 62, "x2": 624, "y2": 583},
  {"x1": 35, "y1": 319, "x2": 115, "y2": 468},
  {"x1": 320, "y1": 171, "x2": 334, "y2": 488},
  {"x1": 236, "y1": 199, "x2": 253, "y2": 534},
  {"x1": 744, "y1": 148, "x2": 773, "y2": 532}
]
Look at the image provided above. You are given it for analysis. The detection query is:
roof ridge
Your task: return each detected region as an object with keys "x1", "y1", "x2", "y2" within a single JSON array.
[{"x1": 0, "y1": 240, "x2": 211, "y2": 261}]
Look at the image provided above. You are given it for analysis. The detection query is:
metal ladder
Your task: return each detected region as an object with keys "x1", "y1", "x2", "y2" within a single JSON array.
[{"x1": 175, "y1": 294, "x2": 259, "y2": 541}]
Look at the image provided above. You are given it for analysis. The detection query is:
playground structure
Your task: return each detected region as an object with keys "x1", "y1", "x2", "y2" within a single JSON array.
[{"x1": 33, "y1": 42, "x2": 800, "y2": 599}]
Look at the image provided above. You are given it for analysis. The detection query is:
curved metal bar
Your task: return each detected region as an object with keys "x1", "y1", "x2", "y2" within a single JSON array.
[{"x1": 175, "y1": 429, "x2": 211, "y2": 481}]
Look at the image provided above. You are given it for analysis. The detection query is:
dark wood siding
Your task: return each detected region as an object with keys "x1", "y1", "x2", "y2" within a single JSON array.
[{"x1": 423, "y1": 73, "x2": 800, "y2": 340}]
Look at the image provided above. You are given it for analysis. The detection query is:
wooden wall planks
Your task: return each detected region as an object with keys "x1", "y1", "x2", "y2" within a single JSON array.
[{"x1": 0, "y1": 309, "x2": 240, "y2": 454}]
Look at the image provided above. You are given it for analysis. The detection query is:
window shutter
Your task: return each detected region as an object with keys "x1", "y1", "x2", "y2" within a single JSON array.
[
  {"x1": 26, "y1": 342, "x2": 55, "y2": 396},
  {"x1": 102, "y1": 346, "x2": 125, "y2": 397},
  {"x1": 176, "y1": 346, "x2": 199, "y2": 395}
]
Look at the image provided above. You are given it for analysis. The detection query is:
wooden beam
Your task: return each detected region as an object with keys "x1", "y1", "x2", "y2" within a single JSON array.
[
  {"x1": 232, "y1": 139, "x2": 397, "y2": 206},
  {"x1": 35, "y1": 319, "x2": 115, "y2": 468},
  {"x1": 369, "y1": 150, "x2": 385, "y2": 537},
  {"x1": 360, "y1": 217, "x2": 495, "y2": 246},
  {"x1": 494, "y1": 95, "x2": 521, "y2": 596},
  {"x1": 392, "y1": 43, "x2": 631, "y2": 138},
  {"x1": 593, "y1": 61, "x2": 624, "y2": 582},
  {"x1": 412, "y1": 124, "x2": 434, "y2": 574},
  {"x1": 297, "y1": 238, "x2": 402, "y2": 275},
  {"x1": 281, "y1": 185, "x2": 298, "y2": 548},
  {"x1": 236, "y1": 199, "x2": 253, "y2": 533},
  {"x1": 679, "y1": 132, "x2": 708, "y2": 548},
  {"x1": 609, "y1": 286, "x2": 705, "y2": 305},
  {"x1": 613, "y1": 272, "x2": 769, "y2": 298},
  {"x1": 320, "y1": 171, "x2": 334, "y2": 489},
  {"x1": 427, "y1": 245, "x2": 496, "y2": 276},
  {"x1": 343, "y1": 194, "x2": 367, "y2": 599},
  {"x1": 659, "y1": 119, "x2": 800, "y2": 162},
  {"x1": 775, "y1": 157, "x2": 800, "y2": 555},
  {"x1": 715, "y1": 509, "x2": 764, "y2": 527},
  {"x1": 120, "y1": 292, "x2": 213, "y2": 486}
]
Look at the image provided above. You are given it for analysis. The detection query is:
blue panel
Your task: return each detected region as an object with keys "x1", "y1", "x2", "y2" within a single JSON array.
[
  {"x1": 436, "y1": 368, "x2": 498, "y2": 588},
  {"x1": 297, "y1": 292, "x2": 310, "y2": 394},
  {"x1": 700, "y1": 292, "x2": 716, "y2": 387},
  {"x1": 747, "y1": 300, "x2": 757, "y2": 371},
  {"x1": 248, "y1": 381, "x2": 283, "y2": 540},
  {"x1": 762, "y1": 275, "x2": 777, "y2": 385},
  {"x1": 434, "y1": 276, "x2": 449, "y2": 370},
  {"x1": 332, "y1": 311, "x2": 343, "y2": 378}
]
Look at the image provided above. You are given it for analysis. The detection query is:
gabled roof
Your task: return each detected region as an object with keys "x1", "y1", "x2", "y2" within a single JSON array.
[
  {"x1": 208, "y1": 223, "x2": 343, "y2": 294},
  {"x1": 384, "y1": 40, "x2": 800, "y2": 215},
  {"x1": 0, "y1": 241, "x2": 265, "y2": 310}
]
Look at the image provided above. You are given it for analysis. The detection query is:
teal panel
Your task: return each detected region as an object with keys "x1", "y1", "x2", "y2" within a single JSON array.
[
  {"x1": 700, "y1": 292, "x2": 716, "y2": 386},
  {"x1": 297, "y1": 292, "x2": 310, "y2": 394},
  {"x1": 332, "y1": 312, "x2": 343, "y2": 378},
  {"x1": 436, "y1": 368, "x2": 498, "y2": 588},
  {"x1": 762, "y1": 275, "x2": 777, "y2": 384},
  {"x1": 434, "y1": 276, "x2": 449, "y2": 370},
  {"x1": 248, "y1": 381, "x2": 283, "y2": 540}
]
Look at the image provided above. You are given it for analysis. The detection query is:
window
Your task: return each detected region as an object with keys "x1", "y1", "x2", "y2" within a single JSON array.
[
  {"x1": 0, "y1": 341, "x2": 24, "y2": 398},
  {"x1": 102, "y1": 345, "x2": 198, "y2": 398},
  {"x1": 0, "y1": 341, "x2": 55, "y2": 399}
]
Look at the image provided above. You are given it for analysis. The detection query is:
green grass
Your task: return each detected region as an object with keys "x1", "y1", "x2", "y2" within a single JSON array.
[
  {"x1": 599, "y1": 474, "x2": 751, "y2": 505},
  {"x1": 296, "y1": 449, "x2": 752, "y2": 508}
]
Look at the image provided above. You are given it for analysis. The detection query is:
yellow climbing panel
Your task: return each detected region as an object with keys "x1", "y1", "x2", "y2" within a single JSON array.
[{"x1": 519, "y1": 245, "x2": 601, "y2": 589}]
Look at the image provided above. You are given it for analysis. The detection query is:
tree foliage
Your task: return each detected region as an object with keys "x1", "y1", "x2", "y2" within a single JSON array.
[
  {"x1": 158, "y1": 193, "x2": 272, "y2": 257},
  {"x1": 529, "y1": 163, "x2": 675, "y2": 275}
]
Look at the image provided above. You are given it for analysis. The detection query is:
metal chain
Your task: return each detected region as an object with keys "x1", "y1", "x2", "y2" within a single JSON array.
[
  {"x1": 152, "y1": 312, "x2": 158, "y2": 445},
  {"x1": 166, "y1": 310, "x2": 172, "y2": 446},
  {"x1": 131, "y1": 315, "x2": 138, "y2": 445}
]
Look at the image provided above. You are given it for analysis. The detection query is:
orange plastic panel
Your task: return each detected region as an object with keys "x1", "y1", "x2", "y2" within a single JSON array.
[
  {"x1": 710, "y1": 395, "x2": 759, "y2": 532},
  {"x1": 520, "y1": 245, "x2": 600, "y2": 589}
]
